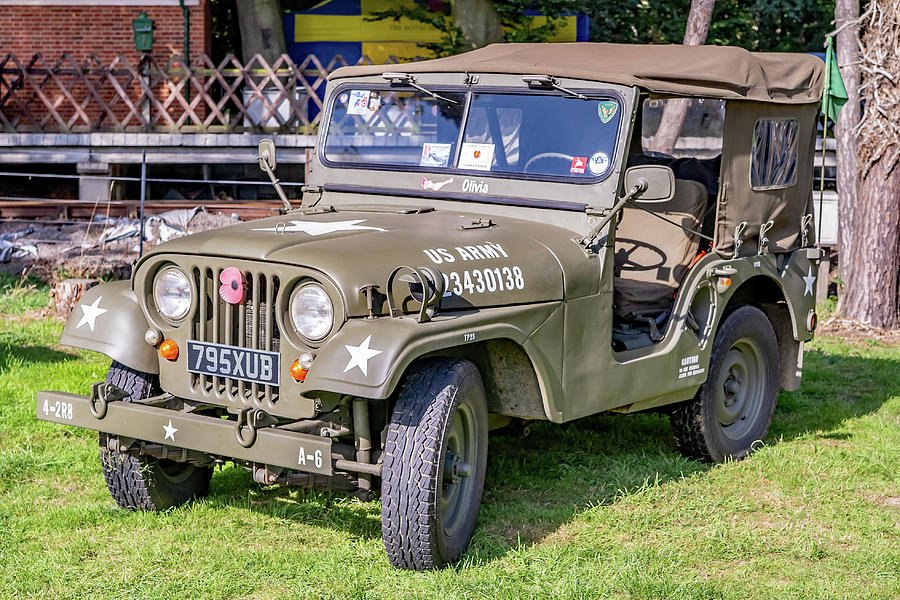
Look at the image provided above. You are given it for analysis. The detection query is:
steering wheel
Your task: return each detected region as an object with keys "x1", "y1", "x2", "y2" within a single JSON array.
[
  {"x1": 523, "y1": 152, "x2": 574, "y2": 173},
  {"x1": 614, "y1": 239, "x2": 667, "y2": 273}
]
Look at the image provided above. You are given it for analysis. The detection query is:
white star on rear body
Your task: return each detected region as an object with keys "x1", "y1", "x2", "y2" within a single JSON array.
[
  {"x1": 802, "y1": 265, "x2": 816, "y2": 297},
  {"x1": 163, "y1": 419, "x2": 178, "y2": 441},
  {"x1": 76, "y1": 296, "x2": 107, "y2": 332},
  {"x1": 343, "y1": 335, "x2": 383, "y2": 377},
  {"x1": 252, "y1": 219, "x2": 387, "y2": 236}
]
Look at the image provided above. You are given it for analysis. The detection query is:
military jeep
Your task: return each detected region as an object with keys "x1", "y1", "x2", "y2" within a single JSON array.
[{"x1": 37, "y1": 43, "x2": 825, "y2": 570}]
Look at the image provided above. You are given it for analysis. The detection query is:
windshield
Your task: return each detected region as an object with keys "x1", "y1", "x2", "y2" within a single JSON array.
[{"x1": 322, "y1": 86, "x2": 622, "y2": 181}]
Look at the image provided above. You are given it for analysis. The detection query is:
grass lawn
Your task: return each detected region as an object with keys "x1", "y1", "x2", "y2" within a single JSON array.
[{"x1": 1, "y1": 275, "x2": 898, "y2": 599}]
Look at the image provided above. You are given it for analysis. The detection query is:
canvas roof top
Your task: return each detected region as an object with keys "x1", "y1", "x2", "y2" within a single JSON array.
[{"x1": 330, "y1": 43, "x2": 824, "y2": 105}]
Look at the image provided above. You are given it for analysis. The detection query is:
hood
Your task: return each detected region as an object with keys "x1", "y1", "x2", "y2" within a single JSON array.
[{"x1": 147, "y1": 206, "x2": 571, "y2": 316}]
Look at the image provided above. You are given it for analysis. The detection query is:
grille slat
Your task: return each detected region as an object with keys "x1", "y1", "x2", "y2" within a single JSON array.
[{"x1": 190, "y1": 265, "x2": 280, "y2": 411}]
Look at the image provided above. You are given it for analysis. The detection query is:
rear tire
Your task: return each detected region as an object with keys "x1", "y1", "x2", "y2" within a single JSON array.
[
  {"x1": 670, "y1": 305, "x2": 779, "y2": 462},
  {"x1": 99, "y1": 361, "x2": 212, "y2": 511},
  {"x1": 381, "y1": 358, "x2": 488, "y2": 570}
]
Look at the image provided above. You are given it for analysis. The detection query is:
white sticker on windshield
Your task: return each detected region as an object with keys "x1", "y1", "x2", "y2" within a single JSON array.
[
  {"x1": 588, "y1": 152, "x2": 610, "y2": 175},
  {"x1": 458, "y1": 143, "x2": 495, "y2": 171},
  {"x1": 347, "y1": 90, "x2": 370, "y2": 115},
  {"x1": 420, "y1": 143, "x2": 453, "y2": 167}
]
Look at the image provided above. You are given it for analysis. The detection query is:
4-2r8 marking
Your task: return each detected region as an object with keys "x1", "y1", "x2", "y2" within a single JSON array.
[
  {"x1": 442, "y1": 266, "x2": 525, "y2": 296},
  {"x1": 42, "y1": 398, "x2": 73, "y2": 421}
]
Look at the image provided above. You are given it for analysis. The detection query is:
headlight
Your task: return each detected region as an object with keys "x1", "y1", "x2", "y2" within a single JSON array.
[
  {"x1": 290, "y1": 283, "x2": 334, "y2": 341},
  {"x1": 153, "y1": 266, "x2": 192, "y2": 321}
]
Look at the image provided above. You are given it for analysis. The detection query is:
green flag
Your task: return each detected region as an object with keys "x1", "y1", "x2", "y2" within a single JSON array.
[{"x1": 824, "y1": 36, "x2": 848, "y2": 123}]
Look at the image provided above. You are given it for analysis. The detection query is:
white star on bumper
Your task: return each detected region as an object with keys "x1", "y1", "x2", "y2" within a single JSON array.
[
  {"x1": 802, "y1": 265, "x2": 817, "y2": 297},
  {"x1": 76, "y1": 296, "x2": 107, "y2": 332},
  {"x1": 252, "y1": 219, "x2": 386, "y2": 236},
  {"x1": 163, "y1": 419, "x2": 178, "y2": 441},
  {"x1": 343, "y1": 335, "x2": 383, "y2": 377}
]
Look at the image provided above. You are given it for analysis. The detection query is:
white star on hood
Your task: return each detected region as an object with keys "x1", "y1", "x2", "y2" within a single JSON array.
[
  {"x1": 163, "y1": 419, "x2": 178, "y2": 442},
  {"x1": 252, "y1": 219, "x2": 386, "y2": 236},
  {"x1": 802, "y1": 265, "x2": 817, "y2": 297},
  {"x1": 343, "y1": 335, "x2": 383, "y2": 377},
  {"x1": 76, "y1": 296, "x2": 107, "y2": 332}
]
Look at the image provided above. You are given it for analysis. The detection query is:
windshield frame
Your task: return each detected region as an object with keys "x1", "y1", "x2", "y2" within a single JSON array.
[{"x1": 319, "y1": 82, "x2": 626, "y2": 186}]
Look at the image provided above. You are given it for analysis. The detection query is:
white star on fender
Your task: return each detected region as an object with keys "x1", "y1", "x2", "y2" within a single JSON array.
[
  {"x1": 343, "y1": 335, "x2": 383, "y2": 377},
  {"x1": 76, "y1": 296, "x2": 107, "y2": 332},
  {"x1": 252, "y1": 219, "x2": 386, "y2": 236},
  {"x1": 802, "y1": 265, "x2": 816, "y2": 297},
  {"x1": 163, "y1": 419, "x2": 178, "y2": 442}
]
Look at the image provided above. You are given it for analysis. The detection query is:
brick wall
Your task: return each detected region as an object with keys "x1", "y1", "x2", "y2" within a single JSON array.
[{"x1": 0, "y1": 1, "x2": 211, "y2": 65}]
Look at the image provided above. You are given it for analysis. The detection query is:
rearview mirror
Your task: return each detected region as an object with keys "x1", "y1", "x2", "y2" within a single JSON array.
[
  {"x1": 623, "y1": 165, "x2": 675, "y2": 203},
  {"x1": 258, "y1": 139, "x2": 276, "y2": 172}
]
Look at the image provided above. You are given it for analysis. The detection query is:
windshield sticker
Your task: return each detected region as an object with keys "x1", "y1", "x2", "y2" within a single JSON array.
[
  {"x1": 598, "y1": 101, "x2": 618, "y2": 123},
  {"x1": 420, "y1": 143, "x2": 452, "y2": 167},
  {"x1": 347, "y1": 90, "x2": 370, "y2": 115},
  {"x1": 458, "y1": 143, "x2": 495, "y2": 171},
  {"x1": 570, "y1": 156, "x2": 587, "y2": 174},
  {"x1": 588, "y1": 152, "x2": 610, "y2": 175},
  {"x1": 368, "y1": 91, "x2": 381, "y2": 111},
  {"x1": 339, "y1": 93, "x2": 349, "y2": 105},
  {"x1": 422, "y1": 176, "x2": 454, "y2": 191}
]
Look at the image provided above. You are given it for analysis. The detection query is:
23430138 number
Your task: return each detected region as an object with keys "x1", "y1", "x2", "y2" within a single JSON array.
[
  {"x1": 442, "y1": 266, "x2": 524, "y2": 296},
  {"x1": 42, "y1": 398, "x2": 73, "y2": 421}
]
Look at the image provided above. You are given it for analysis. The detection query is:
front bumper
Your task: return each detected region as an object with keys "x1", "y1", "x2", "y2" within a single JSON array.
[{"x1": 36, "y1": 389, "x2": 336, "y2": 475}]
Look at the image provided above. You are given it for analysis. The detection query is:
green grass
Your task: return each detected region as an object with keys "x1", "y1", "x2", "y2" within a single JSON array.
[{"x1": 1, "y1": 284, "x2": 898, "y2": 598}]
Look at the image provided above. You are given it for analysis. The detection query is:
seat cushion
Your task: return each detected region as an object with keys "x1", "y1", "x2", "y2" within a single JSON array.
[{"x1": 613, "y1": 179, "x2": 706, "y2": 318}]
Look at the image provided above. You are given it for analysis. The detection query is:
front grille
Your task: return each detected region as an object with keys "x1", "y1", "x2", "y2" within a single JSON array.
[{"x1": 190, "y1": 266, "x2": 281, "y2": 410}]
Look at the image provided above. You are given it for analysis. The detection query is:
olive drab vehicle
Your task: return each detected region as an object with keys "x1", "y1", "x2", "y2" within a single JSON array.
[{"x1": 37, "y1": 43, "x2": 826, "y2": 570}]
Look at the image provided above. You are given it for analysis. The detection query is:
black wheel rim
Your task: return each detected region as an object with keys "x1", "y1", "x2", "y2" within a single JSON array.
[
  {"x1": 440, "y1": 402, "x2": 477, "y2": 538},
  {"x1": 714, "y1": 336, "x2": 766, "y2": 440}
]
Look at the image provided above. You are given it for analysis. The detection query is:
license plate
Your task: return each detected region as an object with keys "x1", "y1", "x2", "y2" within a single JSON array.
[{"x1": 187, "y1": 341, "x2": 280, "y2": 386}]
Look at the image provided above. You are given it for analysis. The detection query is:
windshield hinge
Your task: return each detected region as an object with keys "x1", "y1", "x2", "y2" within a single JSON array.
[
  {"x1": 300, "y1": 185, "x2": 324, "y2": 207},
  {"x1": 459, "y1": 218, "x2": 496, "y2": 230}
]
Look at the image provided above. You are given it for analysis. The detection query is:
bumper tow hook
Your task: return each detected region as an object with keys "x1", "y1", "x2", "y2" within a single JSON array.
[
  {"x1": 89, "y1": 382, "x2": 129, "y2": 419},
  {"x1": 235, "y1": 408, "x2": 278, "y2": 448}
]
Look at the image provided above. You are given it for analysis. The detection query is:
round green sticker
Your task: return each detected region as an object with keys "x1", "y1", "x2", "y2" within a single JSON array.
[{"x1": 598, "y1": 101, "x2": 618, "y2": 124}]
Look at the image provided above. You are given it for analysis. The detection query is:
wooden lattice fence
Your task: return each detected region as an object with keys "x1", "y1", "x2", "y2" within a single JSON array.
[{"x1": 0, "y1": 52, "x2": 404, "y2": 134}]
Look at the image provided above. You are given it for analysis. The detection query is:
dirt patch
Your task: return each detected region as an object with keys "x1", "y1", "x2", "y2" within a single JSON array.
[
  {"x1": 877, "y1": 496, "x2": 900, "y2": 508},
  {"x1": 816, "y1": 317, "x2": 900, "y2": 347},
  {"x1": 1, "y1": 208, "x2": 247, "y2": 283}
]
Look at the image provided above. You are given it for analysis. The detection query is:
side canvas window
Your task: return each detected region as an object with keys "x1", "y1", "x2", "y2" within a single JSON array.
[{"x1": 750, "y1": 119, "x2": 798, "y2": 190}]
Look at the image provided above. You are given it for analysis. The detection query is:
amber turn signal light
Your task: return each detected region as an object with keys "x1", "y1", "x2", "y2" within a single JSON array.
[
  {"x1": 159, "y1": 339, "x2": 179, "y2": 361},
  {"x1": 290, "y1": 352, "x2": 315, "y2": 383}
]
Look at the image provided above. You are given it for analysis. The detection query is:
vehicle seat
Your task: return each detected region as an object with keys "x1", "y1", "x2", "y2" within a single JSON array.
[{"x1": 613, "y1": 179, "x2": 707, "y2": 318}]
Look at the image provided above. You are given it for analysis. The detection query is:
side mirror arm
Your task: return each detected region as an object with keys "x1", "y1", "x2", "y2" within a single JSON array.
[{"x1": 579, "y1": 178, "x2": 648, "y2": 248}]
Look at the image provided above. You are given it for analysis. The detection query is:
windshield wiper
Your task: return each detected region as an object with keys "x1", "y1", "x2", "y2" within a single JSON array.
[
  {"x1": 521, "y1": 74, "x2": 588, "y2": 100},
  {"x1": 382, "y1": 72, "x2": 460, "y2": 104}
]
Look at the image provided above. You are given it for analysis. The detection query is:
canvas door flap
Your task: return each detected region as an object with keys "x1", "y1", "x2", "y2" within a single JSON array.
[{"x1": 714, "y1": 101, "x2": 818, "y2": 256}]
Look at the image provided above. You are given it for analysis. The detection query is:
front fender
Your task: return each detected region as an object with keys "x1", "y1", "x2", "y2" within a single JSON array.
[
  {"x1": 300, "y1": 302, "x2": 560, "y2": 402},
  {"x1": 59, "y1": 280, "x2": 158, "y2": 374}
]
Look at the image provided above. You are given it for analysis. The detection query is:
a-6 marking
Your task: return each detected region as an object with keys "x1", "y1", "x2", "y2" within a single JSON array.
[{"x1": 298, "y1": 447, "x2": 324, "y2": 469}]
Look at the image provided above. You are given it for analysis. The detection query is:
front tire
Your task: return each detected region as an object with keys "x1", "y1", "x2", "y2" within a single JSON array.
[
  {"x1": 671, "y1": 305, "x2": 779, "y2": 462},
  {"x1": 99, "y1": 361, "x2": 212, "y2": 511},
  {"x1": 381, "y1": 358, "x2": 488, "y2": 570}
]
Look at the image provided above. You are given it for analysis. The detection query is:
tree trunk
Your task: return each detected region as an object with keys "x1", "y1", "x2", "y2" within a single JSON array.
[
  {"x1": 51, "y1": 278, "x2": 98, "y2": 319},
  {"x1": 235, "y1": 0, "x2": 287, "y2": 65},
  {"x1": 835, "y1": 0, "x2": 861, "y2": 313},
  {"x1": 647, "y1": 0, "x2": 716, "y2": 156},
  {"x1": 844, "y1": 1, "x2": 900, "y2": 328},
  {"x1": 453, "y1": 0, "x2": 504, "y2": 50}
]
